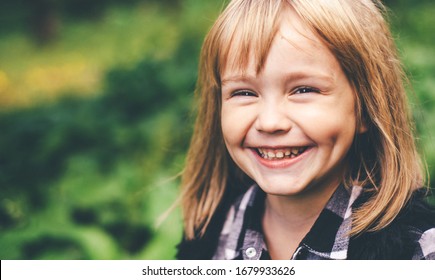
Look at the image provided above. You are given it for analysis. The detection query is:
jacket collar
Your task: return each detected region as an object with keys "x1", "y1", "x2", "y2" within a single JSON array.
[
  {"x1": 216, "y1": 184, "x2": 363, "y2": 260},
  {"x1": 297, "y1": 185, "x2": 363, "y2": 260}
]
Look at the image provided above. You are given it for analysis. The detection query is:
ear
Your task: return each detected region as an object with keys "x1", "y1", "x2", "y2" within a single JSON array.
[{"x1": 357, "y1": 120, "x2": 368, "y2": 134}]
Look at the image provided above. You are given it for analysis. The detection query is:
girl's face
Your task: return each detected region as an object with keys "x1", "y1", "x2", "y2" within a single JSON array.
[{"x1": 221, "y1": 8, "x2": 365, "y2": 198}]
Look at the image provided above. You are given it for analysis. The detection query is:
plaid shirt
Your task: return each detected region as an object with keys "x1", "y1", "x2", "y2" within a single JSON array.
[{"x1": 212, "y1": 184, "x2": 435, "y2": 260}]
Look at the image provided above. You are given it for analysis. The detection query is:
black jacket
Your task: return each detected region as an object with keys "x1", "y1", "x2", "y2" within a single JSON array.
[{"x1": 176, "y1": 189, "x2": 435, "y2": 260}]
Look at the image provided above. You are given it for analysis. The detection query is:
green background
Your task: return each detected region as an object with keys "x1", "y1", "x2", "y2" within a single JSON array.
[{"x1": 0, "y1": 0, "x2": 434, "y2": 259}]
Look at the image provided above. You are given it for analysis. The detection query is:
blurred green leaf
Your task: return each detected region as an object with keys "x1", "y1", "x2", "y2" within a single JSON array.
[{"x1": 0, "y1": 0, "x2": 434, "y2": 260}]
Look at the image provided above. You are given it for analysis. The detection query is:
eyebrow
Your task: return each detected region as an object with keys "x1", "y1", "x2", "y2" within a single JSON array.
[
  {"x1": 221, "y1": 75, "x2": 256, "y2": 86},
  {"x1": 221, "y1": 71, "x2": 335, "y2": 86}
]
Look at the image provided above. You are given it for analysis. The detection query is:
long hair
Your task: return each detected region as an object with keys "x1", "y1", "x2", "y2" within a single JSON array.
[{"x1": 180, "y1": 0, "x2": 426, "y2": 240}]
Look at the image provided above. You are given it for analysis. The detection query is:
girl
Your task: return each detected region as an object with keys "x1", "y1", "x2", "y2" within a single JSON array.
[{"x1": 176, "y1": 0, "x2": 435, "y2": 260}]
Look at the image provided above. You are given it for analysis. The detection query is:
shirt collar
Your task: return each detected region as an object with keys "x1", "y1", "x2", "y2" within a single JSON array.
[
  {"x1": 214, "y1": 184, "x2": 363, "y2": 260},
  {"x1": 297, "y1": 185, "x2": 362, "y2": 260}
]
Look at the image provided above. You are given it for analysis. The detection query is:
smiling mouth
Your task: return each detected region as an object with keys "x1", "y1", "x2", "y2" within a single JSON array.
[{"x1": 256, "y1": 147, "x2": 308, "y2": 160}]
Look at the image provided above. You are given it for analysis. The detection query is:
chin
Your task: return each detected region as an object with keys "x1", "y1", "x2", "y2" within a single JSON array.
[{"x1": 256, "y1": 178, "x2": 308, "y2": 196}]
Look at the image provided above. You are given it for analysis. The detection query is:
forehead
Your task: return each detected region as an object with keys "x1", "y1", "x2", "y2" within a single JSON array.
[{"x1": 222, "y1": 5, "x2": 332, "y2": 78}]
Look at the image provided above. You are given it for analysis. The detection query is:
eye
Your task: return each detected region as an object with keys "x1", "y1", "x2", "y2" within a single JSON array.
[
  {"x1": 231, "y1": 90, "x2": 257, "y2": 97},
  {"x1": 293, "y1": 86, "x2": 320, "y2": 95}
]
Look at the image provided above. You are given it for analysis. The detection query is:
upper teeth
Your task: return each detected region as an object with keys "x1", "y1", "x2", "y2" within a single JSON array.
[{"x1": 258, "y1": 147, "x2": 306, "y2": 159}]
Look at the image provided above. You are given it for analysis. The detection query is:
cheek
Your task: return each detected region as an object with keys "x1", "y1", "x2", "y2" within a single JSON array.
[
  {"x1": 221, "y1": 106, "x2": 244, "y2": 146},
  {"x1": 296, "y1": 105, "x2": 357, "y2": 145},
  {"x1": 318, "y1": 122, "x2": 356, "y2": 147}
]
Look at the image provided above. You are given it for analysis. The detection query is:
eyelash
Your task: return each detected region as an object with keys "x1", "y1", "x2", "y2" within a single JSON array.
[
  {"x1": 230, "y1": 86, "x2": 320, "y2": 97},
  {"x1": 293, "y1": 86, "x2": 320, "y2": 94},
  {"x1": 230, "y1": 90, "x2": 257, "y2": 97}
]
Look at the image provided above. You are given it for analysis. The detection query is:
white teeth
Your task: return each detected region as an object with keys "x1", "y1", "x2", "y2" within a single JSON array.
[
  {"x1": 291, "y1": 148, "x2": 299, "y2": 155},
  {"x1": 257, "y1": 147, "x2": 307, "y2": 160}
]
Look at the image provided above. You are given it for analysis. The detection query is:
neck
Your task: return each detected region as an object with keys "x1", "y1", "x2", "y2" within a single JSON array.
[{"x1": 262, "y1": 181, "x2": 340, "y2": 259}]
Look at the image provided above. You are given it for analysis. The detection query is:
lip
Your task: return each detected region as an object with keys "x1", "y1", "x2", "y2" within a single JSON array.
[{"x1": 250, "y1": 146, "x2": 313, "y2": 169}]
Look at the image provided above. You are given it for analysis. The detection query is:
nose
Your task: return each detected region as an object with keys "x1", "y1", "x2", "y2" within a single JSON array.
[{"x1": 254, "y1": 99, "x2": 292, "y2": 134}]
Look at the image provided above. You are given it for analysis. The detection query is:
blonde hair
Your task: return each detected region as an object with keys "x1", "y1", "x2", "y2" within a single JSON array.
[{"x1": 180, "y1": 0, "x2": 426, "y2": 240}]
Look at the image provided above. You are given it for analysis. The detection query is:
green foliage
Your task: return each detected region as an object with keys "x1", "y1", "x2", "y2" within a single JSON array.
[
  {"x1": 0, "y1": 31, "x2": 199, "y2": 259},
  {"x1": 388, "y1": 2, "x2": 435, "y2": 190},
  {"x1": 0, "y1": 0, "x2": 179, "y2": 39},
  {"x1": 0, "y1": 0, "x2": 434, "y2": 260}
]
